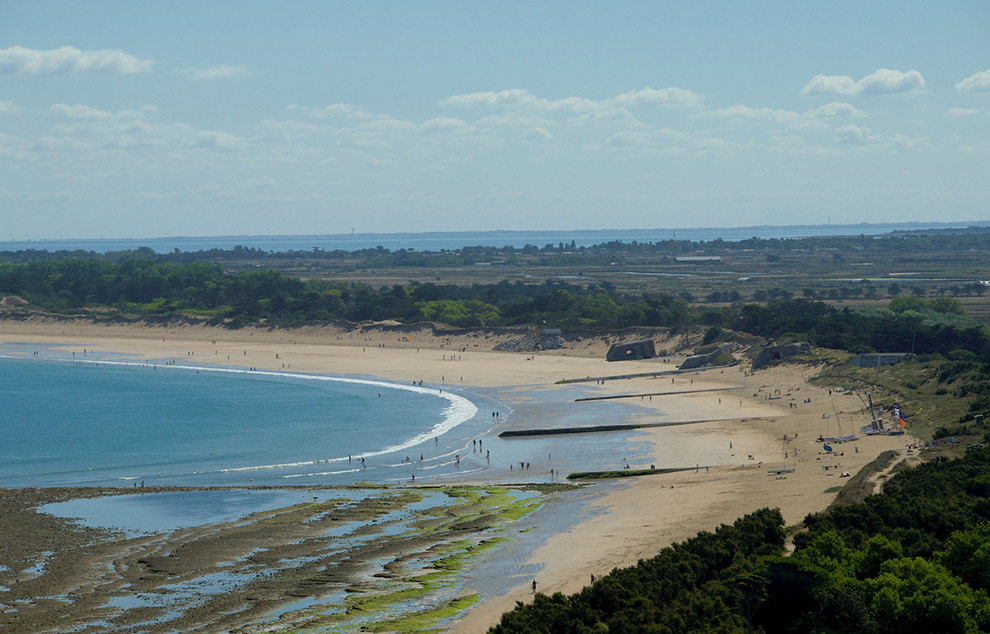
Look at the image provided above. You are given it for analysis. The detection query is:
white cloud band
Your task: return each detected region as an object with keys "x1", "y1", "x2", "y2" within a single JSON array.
[
  {"x1": 956, "y1": 70, "x2": 990, "y2": 94},
  {"x1": 802, "y1": 68, "x2": 925, "y2": 97},
  {"x1": 0, "y1": 45, "x2": 153, "y2": 75}
]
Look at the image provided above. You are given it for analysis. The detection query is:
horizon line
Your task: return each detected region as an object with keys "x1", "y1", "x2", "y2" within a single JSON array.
[{"x1": 7, "y1": 219, "x2": 990, "y2": 245}]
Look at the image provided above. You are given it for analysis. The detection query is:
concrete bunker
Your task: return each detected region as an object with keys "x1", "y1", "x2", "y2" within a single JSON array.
[
  {"x1": 606, "y1": 339, "x2": 656, "y2": 362},
  {"x1": 752, "y1": 342, "x2": 811, "y2": 369},
  {"x1": 679, "y1": 343, "x2": 733, "y2": 370}
]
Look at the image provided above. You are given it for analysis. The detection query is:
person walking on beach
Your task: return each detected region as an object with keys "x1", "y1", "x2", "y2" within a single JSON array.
[{"x1": 532, "y1": 580, "x2": 537, "y2": 593}]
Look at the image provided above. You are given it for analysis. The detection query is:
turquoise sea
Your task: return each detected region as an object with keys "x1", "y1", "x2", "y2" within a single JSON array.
[
  {"x1": 0, "y1": 349, "x2": 486, "y2": 488},
  {"x1": 1, "y1": 340, "x2": 650, "y2": 492}
]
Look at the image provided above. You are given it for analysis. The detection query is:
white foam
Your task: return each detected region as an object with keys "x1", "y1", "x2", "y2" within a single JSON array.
[{"x1": 282, "y1": 468, "x2": 362, "y2": 478}]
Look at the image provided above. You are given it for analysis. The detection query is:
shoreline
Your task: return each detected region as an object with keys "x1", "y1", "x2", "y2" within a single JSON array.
[{"x1": 0, "y1": 318, "x2": 916, "y2": 632}]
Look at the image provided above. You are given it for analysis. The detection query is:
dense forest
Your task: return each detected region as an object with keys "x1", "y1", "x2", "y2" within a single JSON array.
[{"x1": 492, "y1": 446, "x2": 990, "y2": 633}]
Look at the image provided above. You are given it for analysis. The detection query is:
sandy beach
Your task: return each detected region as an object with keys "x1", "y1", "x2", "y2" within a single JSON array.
[{"x1": 0, "y1": 316, "x2": 914, "y2": 632}]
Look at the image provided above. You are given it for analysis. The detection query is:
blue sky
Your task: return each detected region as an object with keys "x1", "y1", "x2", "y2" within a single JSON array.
[{"x1": 1, "y1": 1, "x2": 988, "y2": 239}]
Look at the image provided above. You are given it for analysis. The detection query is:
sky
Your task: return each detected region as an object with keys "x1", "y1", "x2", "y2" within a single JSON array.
[{"x1": 1, "y1": 1, "x2": 989, "y2": 240}]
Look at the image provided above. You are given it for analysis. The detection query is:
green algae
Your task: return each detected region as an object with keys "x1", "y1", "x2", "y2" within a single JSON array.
[
  {"x1": 366, "y1": 594, "x2": 479, "y2": 633},
  {"x1": 281, "y1": 485, "x2": 543, "y2": 633}
]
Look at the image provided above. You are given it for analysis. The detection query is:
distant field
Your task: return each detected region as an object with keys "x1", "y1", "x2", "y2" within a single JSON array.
[{"x1": 277, "y1": 245, "x2": 989, "y2": 321}]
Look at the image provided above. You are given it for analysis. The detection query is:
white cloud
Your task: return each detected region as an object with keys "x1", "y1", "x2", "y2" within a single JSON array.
[
  {"x1": 807, "y1": 102, "x2": 866, "y2": 118},
  {"x1": 0, "y1": 45, "x2": 153, "y2": 75},
  {"x1": 835, "y1": 124, "x2": 872, "y2": 144},
  {"x1": 801, "y1": 75, "x2": 858, "y2": 97},
  {"x1": 442, "y1": 86, "x2": 701, "y2": 117},
  {"x1": 591, "y1": 127, "x2": 735, "y2": 157},
  {"x1": 443, "y1": 88, "x2": 533, "y2": 108},
  {"x1": 443, "y1": 89, "x2": 603, "y2": 115},
  {"x1": 289, "y1": 103, "x2": 378, "y2": 120},
  {"x1": 956, "y1": 70, "x2": 990, "y2": 93},
  {"x1": 30, "y1": 135, "x2": 91, "y2": 152},
  {"x1": 418, "y1": 117, "x2": 468, "y2": 135},
  {"x1": 48, "y1": 103, "x2": 157, "y2": 121},
  {"x1": 0, "y1": 97, "x2": 20, "y2": 113},
  {"x1": 336, "y1": 117, "x2": 415, "y2": 148},
  {"x1": 472, "y1": 114, "x2": 555, "y2": 129},
  {"x1": 696, "y1": 105, "x2": 801, "y2": 124},
  {"x1": 801, "y1": 68, "x2": 925, "y2": 96},
  {"x1": 857, "y1": 68, "x2": 926, "y2": 95},
  {"x1": 50, "y1": 104, "x2": 118, "y2": 120},
  {"x1": 610, "y1": 86, "x2": 702, "y2": 108},
  {"x1": 887, "y1": 134, "x2": 922, "y2": 151},
  {"x1": 694, "y1": 104, "x2": 829, "y2": 130},
  {"x1": 356, "y1": 118, "x2": 416, "y2": 133},
  {"x1": 947, "y1": 107, "x2": 980, "y2": 117},
  {"x1": 834, "y1": 124, "x2": 922, "y2": 151},
  {"x1": 174, "y1": 64, "x2": 250, "y2": 80}
]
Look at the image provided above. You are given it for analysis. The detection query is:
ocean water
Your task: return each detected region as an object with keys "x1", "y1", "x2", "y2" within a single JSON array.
[
  {"x1": 1, "y1": 346, "x2": 654, "y2": 490},
  {"x1": 0, "y1": 353, "x2": 484, "y2": 488},
  {"x1": 2, "y1": 221, "x2": 987, "y2": 254}
]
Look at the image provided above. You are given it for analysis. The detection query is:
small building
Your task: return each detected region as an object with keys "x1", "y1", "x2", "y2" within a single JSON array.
[
  {"x1": 752, "y1": 342, "x2": 811, "y2": 369},
  {"x1": 675, "y1": 256, "x2": 722, "y2": 262},
  {"x1": 680, "y1": 343, "x2": 733, "y2": 370},
  {"x1": 850, "y1": 352, "x2": 912, "y2": 368},
  {"x1": 542, "y1": 328, "x2": 562, "y2": 337},
  {"x1": 606, "y1": 339, "x2": 656, "y2": 362}
]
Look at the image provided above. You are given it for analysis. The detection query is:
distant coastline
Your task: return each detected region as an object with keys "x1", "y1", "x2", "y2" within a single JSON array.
[{"x1": 3, "y1": 220, "x2": 989, "y2": 254}]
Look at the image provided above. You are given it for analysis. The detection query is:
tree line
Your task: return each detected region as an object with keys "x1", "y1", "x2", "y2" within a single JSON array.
[
  {"x1": 491, "y1": 446, "x2": 990, "y2": 633},
  {"x1": 0, "y1": 259, "x2": 695, "y2": 328},
  {"x1": 2, "y1": 261, "x2": 988, "y2": 358}
]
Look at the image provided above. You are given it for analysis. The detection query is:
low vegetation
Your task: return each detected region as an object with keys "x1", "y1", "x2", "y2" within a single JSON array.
[{"x1": 492, "y1": 447, "x2": 990, "y2": 633}]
